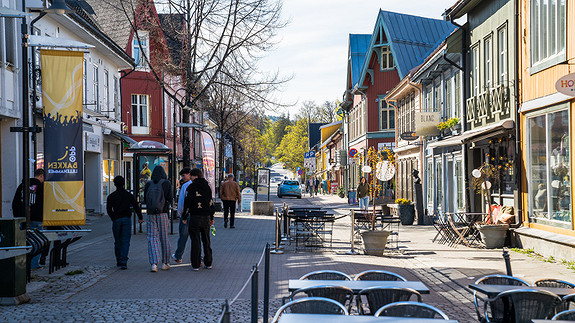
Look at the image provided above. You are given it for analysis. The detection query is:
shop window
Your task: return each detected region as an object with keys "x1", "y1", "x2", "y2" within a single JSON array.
[
  {"x1": 530, "y1": 0, "x2": 566, "y2": 70},
  {"x1": 527, "y1": 108, "x2": 571, "y2": 227},
  {"x1": 456, "y1": 159, "x2": 464, "y2": 211},
  {"x1": 426, "y1": 159, "x2": 433, "y2": 207},
  {"x1": 436, "y1": 158, "x2": 443, "y2": 210},
  {"x1": 380, "y1": 46, "x2": 394, "y2": 70}
]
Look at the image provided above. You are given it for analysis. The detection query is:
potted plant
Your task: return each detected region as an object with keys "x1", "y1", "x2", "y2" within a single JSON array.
[
  {"x1": 396, "y1": 198, "x2": 415, "y2": 225},
  {"x1": 437, "y1": 117, "x2": 460, "y2": 136},
  {"x1": 472, "y1": 162, "x2": 509, "y2": 248},
  {"x1": 336, "y1": 186, "x2": 346, "y2": 198},
  {"x1": 356, "y1": 147, "x2": 393, "y2": 256}
]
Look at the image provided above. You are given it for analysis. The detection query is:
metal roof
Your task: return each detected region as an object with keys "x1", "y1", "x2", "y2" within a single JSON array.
[
  {"x1": 349, "y1": 34, "x2": 371, "y2": 87},
  {"x1": 358, "y1": 10, "x2": 457, "y2": 85}
]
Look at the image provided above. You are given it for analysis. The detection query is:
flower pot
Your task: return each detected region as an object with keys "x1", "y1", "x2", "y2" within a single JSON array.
[
  {"x1": 398, "y1": 204, "x2": 415, "y2": 225},
  {"x1": 360, "y1": 230, "x2": 391, "y2": 256},
  {"x1": 478, "y1": 224, "x2": 509, "y2": 249}
]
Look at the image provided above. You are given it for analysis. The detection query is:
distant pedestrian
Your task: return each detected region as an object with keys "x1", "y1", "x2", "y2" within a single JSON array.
[
  {"x1": 308, "y1": 178, "x2": 313, "y2": 197},
  {"x1": 357, "y1": 177, "x2": 370, "y2": 210},
  {"x1": 183, "y1": 168, "x2": 215, "y2": 271},
  {"x1": 172, "y1": 167, "x2": 193, "y2": 264},
  {"x1": 106, "y1": 176, "x2": 143, "y2": 270},
  {"x1": 12, "y1": 168, "x2": 48, "y2": 267},
  {"x1": 314, "y1": 178, "x2": 320, "y2": 195},
  {"x1": 144, "y1": 166, "x2": 173, "y2": 272},
  {"x1": 220, "y1": 174, "x2": 241, "y2": 228}
]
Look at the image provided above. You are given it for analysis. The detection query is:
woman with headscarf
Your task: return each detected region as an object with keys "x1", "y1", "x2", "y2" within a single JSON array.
[{"x1": 144, "y1": 166, "x2": 173, "y2": 272}]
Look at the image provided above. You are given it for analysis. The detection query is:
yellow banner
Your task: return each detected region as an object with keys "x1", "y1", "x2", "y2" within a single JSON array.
[{"x1": 41, "y1": 50, "x2": 85, "y2": 225}]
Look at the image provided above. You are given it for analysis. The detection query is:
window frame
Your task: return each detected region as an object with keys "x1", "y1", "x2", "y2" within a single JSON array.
[
  {"x1": 484, "y1": 34, "x2": 493, "y2": 91},
  {"x1": 131, "y1": 94, "x2": 150, "y2": 134},
  {"x1": 380, "y1": 46, "x2": 395, "y2": 71},
  {"x1": 379, "y1": 98, "x2": 394, "y2": 130},
  {"x1": 470, "y1": 43, "x2": 480, "y2": 96},
  {"x1": 93, "y1": 64, "x2": 99, "y2": 112},
  {"x1": 132, "y1": 30, "x2": 150, "y2": 70},
  {"x1": 497, "y1": 23, "x2": 508, "y2": 85},
  {"x1": 530, "y1": 0, "x2": 566, "y2": 73}
]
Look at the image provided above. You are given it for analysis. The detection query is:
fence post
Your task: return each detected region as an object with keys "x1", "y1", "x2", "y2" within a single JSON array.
[
  {"x1": 251, "y1": 264, "x2": 259, "y2": 323},
  {"x1": 502, "y1": 248, "x2": 512, "y2": 276},
  {"x1": 264, "y1": 244, "x2": 270, "y2": 323}
]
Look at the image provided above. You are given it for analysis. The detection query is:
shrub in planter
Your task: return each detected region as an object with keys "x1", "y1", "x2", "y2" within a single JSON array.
[{"x1": 396, "y1": 198, "x2": 415, "y2": 225}]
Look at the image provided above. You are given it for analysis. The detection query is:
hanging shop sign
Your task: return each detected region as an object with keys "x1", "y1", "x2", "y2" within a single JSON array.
[
  {"x1": 41, "y1": 50, "x2": 85, "y2": 226},
  {"x1": 415, "y1": 111, "x2": 441, "y2": 136},
  {"x1": 400, "y1": 131, "x2": 419, "y2": 141},
  {"x1": 555, "y1": 73, "x2": 575, "y2": 96}
]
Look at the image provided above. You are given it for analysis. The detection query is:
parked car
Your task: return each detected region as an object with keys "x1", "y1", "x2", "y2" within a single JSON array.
[{"x1": 277, "y1": 180, "x2": 302, "y2": 198}]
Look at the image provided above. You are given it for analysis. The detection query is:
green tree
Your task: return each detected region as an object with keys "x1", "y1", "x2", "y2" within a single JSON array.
[{"x1": 275, "y1": 118, "x2": 308, "y2": 171}]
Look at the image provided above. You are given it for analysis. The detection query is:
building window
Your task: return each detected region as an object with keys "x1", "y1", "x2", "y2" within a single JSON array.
[
  {"x1": 527, "y1": 107, "x2": 571, "y2": 227},
  {"x1": 436, "y1": 157, "x2": 443, "y2": 210},
  {"x1": 497, "y1": 25, "x2": 508, "y2": 84},
  {"x1": 131, "y1": 94, "x2": 149, "y2": 134},
  {"x1": 426, "y1": 159, "x2": 433, "y2": 207},
  {"x1": 114, "y1": 76, "x2": 120, "y2": 119},
  {"x1": 380, "y1": 99, "x2": 394, "y2": 130},
  {"x1": 83, "y1": 59, "x2": 88, "y2": 105},
  {"x1": 484, "y1": 35, "x2": 493, "y2": 90},
  {"x1": 445, "y1": 75, "x2": 452, "y2": 119},
  {"x1": 454, "y1": 71, "x2": 461, "y2": 118},
  {"x1": 471, "y1": 44, "x2": 480, "y2": 96},
  {"x1": 530, "y1": 0, "x2": 566, "y2": 68},
  {"x1": 103, "y1": 69, "x2": 109, "y2": 114},
  {"x1": 433, "y1": 83, "x2": 441, "y2": 112},
  {"x1": 380, "y1": 46, "x2": 394, "y2": 70},
  {"x1": 93, "y1": 65, "x2": 99, "y2": 112},
  {"x1": 133, "y1": 31, "x2": 150, "y2": 69},
  {"x1": 456, "y1": 159, "x2": 464, "y2": 211},
  {"x1": 2, "y1": 17, "x2": 16, "y2": 66}
]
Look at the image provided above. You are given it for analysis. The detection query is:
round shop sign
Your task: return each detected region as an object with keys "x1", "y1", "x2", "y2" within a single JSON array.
[
  {"x1": 349, "y1": 148, "x2": 358, "y2": 158},
  {"x1": 362, "y1": 165, "x2": 372, "y2": 173},
  {"x1": 556, "y1": 73, "x2": 575, "y2": 96},
  {"x1": 376, "y1": 161, "x2": 395, "y2": 181}
]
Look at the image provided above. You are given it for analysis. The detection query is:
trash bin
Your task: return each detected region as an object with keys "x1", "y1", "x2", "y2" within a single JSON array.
[{"x1": 0, "y1": 218, "x2": 29, "y2": 305}]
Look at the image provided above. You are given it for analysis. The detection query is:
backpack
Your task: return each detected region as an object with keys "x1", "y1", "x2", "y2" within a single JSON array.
[{"x1": 146, "y1": 179, "x2": 165, "y2": 214}]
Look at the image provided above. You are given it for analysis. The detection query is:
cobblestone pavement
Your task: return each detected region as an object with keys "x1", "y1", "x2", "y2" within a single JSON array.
[{"x1": 1, "y1": 192, "x2": 575, "y2": 322}]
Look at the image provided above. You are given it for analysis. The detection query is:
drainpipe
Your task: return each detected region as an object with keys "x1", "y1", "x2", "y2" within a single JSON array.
[
  {"x1": 514, "y1": 0, "x2": 522, "y2": 226},
  {"x1": 448, "y1": 16, "x2": 470, "y2": 212}
]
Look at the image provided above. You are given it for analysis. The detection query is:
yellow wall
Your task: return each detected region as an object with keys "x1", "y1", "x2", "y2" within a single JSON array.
[{"x1": 519, "y1": 0, "x2": 575, "y2": 233}]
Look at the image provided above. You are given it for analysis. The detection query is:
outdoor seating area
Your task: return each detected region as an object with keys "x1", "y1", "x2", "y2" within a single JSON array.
[
  {"x1": 429, "y1": 212, "x2": 487, "y2": 248},
  {"x1": 350, "y1": 208, "x2": 401, "y2": 252},
  {"x1": 469, "y1": 275, "x2": 575, "y2": 321},
  {"x1": 273, "y1": 269, "x2": 454, "y2": 322},
  {"x1": 282, "y1": 205, "x2": 341, "y2": 250}
]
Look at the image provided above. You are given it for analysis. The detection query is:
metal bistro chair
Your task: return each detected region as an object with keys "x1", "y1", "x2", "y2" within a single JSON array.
[
  {"x1": 285, "y1": 285, "x2": 354, "y2": 312},
  {"x1": 534, "y1": 279, "x2": 575, "y2": 313},
  {"x1": 356, "y1": 287, "x2": 422, "y2": 315},
  {"x1": 483, "y1": 289, "x2": 561, "y2": 322},
  {"x1": 354, "y1": 270, "x2": 407, "y2": 282},
  {"x1": 271, "y1": 297, "x2": 349, "y2": 323},
  {"x1": 553, "y1": 309, "x2": 575, "y2": 320},
  {"x1": 564, "y1": 294, "x2": 575, "y2": 311},
  {"x1": 375, "y1": 301, "x2": 450, "y2": 319},
  {"x1": 474, "y1": 274, "x2": 530, "y2": 322},
  {"x1": 300, "y1": 270, "x2": 352, "y2": 281}
]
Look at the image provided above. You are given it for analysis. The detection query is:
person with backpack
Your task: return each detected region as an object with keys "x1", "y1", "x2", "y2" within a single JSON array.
[
  {"x1": 144, "y1": 166, "x2": 173, "y2": 272},
  {"x1": 182, "y1": 168, "x2": 215, "y2": 271},
  {"x1": 106, "y1": 176, "x2": 143, "y2": 270}
]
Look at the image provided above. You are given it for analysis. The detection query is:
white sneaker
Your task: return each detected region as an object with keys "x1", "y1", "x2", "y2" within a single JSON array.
[
  {"x1": 162, "y1": 263, "x2": 170, "y2": 270},
  {"x1": 151, "y1": 264, "x2": 158, "y2": 272},
  {"x1": 171, "y1": 254, "x2": 182, "y2": 264}
]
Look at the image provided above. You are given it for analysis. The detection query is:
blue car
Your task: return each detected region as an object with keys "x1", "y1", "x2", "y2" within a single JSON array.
[{"x1": 277, "y1": 180, "x2": 302, "y2": 199}]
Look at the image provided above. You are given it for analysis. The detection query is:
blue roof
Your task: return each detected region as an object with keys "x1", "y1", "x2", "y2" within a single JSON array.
[
  {"x1": 358, "y1": 10, "x2": 457, "y2": 85},
  {"x1": 349, "y1": 34, "x2": 371, "y2": 88}
]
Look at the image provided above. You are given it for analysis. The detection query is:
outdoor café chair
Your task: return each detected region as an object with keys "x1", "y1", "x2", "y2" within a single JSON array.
[
  {"x1": 271, "y1": 297, "x2": 348, "y2": 323},
  {"x1": 354, "y1": 270, "x2": 407, "y2": 282},
  {"x1": 374, "y1": 301, "x2": 449, "y2": 319},
  {"x1": 356, "y1": 287, "x2": 422, "y2": 315},
  {"x1": 300, "y1": 270, "x2": 352, "y2": 281},
  {"x1": 483, "y1": 289, "x2": 561, "y2": 322},
  {"x1": 562, "y1": 294, "x2": 575, "y2": 310},
  {"x1": 474, "y1": 274, "x2": 530, "y2": 322},
  {"x1": 285, "y1": 285, "x2": 354, "y2": 312},
  {"x1": 553, "y1": 309, "x2": 575, "y2": 320},
  {"x1": 534, "y1": 279, "x2": 575, "y2": 313}
]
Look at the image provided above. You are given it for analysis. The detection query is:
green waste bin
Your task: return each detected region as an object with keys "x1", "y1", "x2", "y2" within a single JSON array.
[{"x1": 0, "y1": 218, "x2": 29, "y2": 305}]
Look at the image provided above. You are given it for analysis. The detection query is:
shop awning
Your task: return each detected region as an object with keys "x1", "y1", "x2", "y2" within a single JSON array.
[
  {"x1": 459, "y1": 119, "x2": 514, "y2": 143},
  {"x1": 426, "y1": 136, "x2": 464, "y2": 149},
  {"x1": 110, "y1": 131, "x2": 137, "y2": 145}
]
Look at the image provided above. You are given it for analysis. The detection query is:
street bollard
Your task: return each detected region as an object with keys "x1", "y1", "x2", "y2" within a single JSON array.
[
  {"x1": 282, "y1": 203, "x2": 289, "y2": 241},
  {"x1": 221, "y1": 299, "x2": 230, "y2": 323},
  {"x1": 264, "y1": 244, "x2": 270, "y2": 323},
  {"x1": 346, "y1": 210, "x2": 359, "y2": 255},
  {"x1": 251, "y1": 264, "x2": 259, "y2": 323},
  {"x1": 502, "y1": 248, "x2": 512, "y2": 276},
  {"x1": 271, "y1": 209, "x2": 284, "y2": 254}
]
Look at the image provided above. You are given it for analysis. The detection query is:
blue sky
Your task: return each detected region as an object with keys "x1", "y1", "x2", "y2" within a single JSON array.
[{"x1": 259, "y1": 0, "x2": 458, "y2": 116}]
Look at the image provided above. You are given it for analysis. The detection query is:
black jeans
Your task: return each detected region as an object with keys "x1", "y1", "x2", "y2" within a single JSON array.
[
  {"x1": 222, "y1": 200, "x2": 236, "y2": 226},
  {"x1": 188, "y1": 215, "x2": 212, "y2": 269}
]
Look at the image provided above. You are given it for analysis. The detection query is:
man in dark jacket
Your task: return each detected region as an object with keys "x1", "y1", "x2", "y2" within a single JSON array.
[
  {"x1": 13, "y1": 168, "x2": 47, "y2": 267},
  {"x1": 106, "y1": 176, "x2": 143, "y2": 269},
  {"x1": 144, "y1": 166, "x2": 173, "y2": 272},
  {"x1": 182, "y1": 168, "x2": 214, "y2": 271}
]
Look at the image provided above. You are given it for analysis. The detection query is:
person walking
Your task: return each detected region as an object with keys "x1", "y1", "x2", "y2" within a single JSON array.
[
  {"x1": 357, "y1": 176, "x2": 370, "y2": 210},
  {"x1": 12, "y1": 168, "x2": 47, "y2": 267},
  {"x1": 314, "y1": 177, "x2": 320, "y2": 195},
  {"x1": 172, "y1": 167, "x2": 192, "y2": 264},
  {"x1": 144, "y1": 166, "x2": 173, "y2": 272},
  {"x1": 183, "y1": 168, "x2": 215, "y2": 271},
  {"x1": 220, "y1": 174, "x2": 240, "y2": 228},
  {"x1": 106, "y1": 176, "x2": 143, "y2": 270}
]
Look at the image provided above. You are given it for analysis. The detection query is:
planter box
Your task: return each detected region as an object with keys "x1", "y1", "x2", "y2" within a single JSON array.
[
  {"x1": 398, "y1": 204, "x2": 415, "y2": 225},
  {"x1": 479, "y1": 224, "x2": 509, "y2": 249},
  {"x1": 360, "y1": 230, "x2": 391, "y2": 256}
]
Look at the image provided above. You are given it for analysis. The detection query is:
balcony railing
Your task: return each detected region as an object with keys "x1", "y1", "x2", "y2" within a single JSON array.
[{"x1": 466, "y1": 84, "x2": 510, "y2": 123}]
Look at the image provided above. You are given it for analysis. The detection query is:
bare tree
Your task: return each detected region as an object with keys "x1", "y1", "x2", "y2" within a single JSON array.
[
  {"x1": 298, "y1": 100, "x2": 338, "y2": 123},
  {"x1": 101, "y1": 0, "x2": 287, "y2": 165}
]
